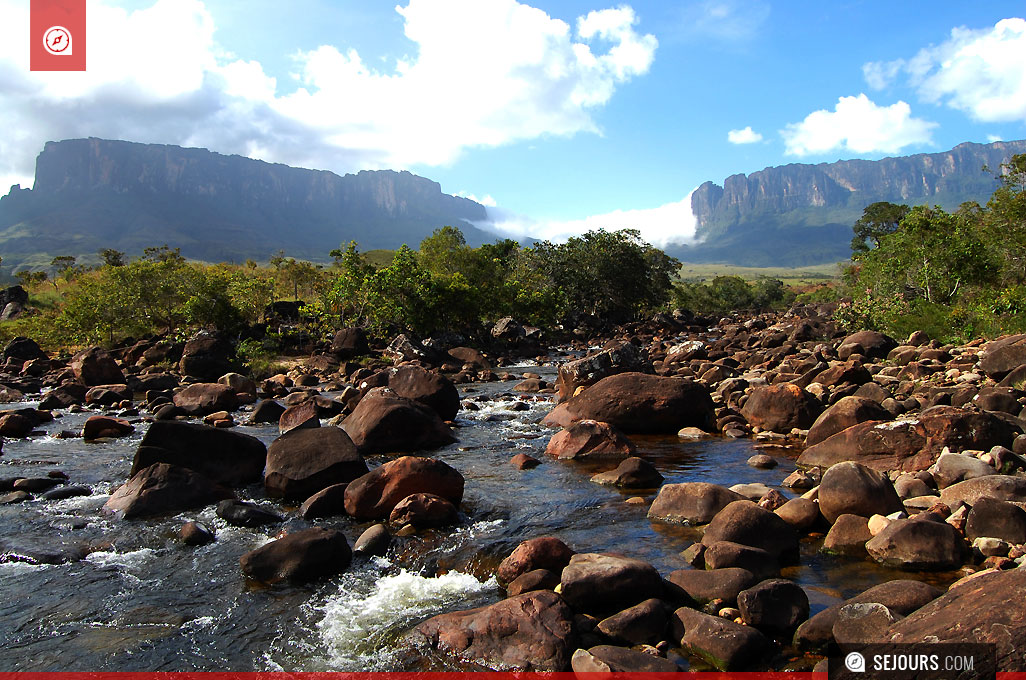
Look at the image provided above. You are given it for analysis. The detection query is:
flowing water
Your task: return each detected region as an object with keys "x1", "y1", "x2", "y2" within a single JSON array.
[{"x1": 0, "y1": 362, "x2": 960, "y2": 671}]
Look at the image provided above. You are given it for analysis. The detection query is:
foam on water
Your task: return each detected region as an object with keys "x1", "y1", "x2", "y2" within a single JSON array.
[
  {"x1": 316, "y1": 568, "x2": 498, "y2": 670},
  {"x1": 85, "y1": 547, "x2": 156, "y2": 572}
]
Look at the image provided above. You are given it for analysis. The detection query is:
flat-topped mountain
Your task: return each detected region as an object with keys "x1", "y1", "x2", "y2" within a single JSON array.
[
  {"x1": 671, "y1": 139, "x2": 1026, "y2": 266},
  {"x1": 0, "y1": 138, "x2": 489, "y2": 268}
]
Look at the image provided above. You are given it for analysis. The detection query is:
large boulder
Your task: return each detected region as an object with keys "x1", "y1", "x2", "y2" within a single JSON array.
[
  {"x1": 940, "y1": 475, "x2": 1026, "y2": 506},
  {"x1": 179, "y1": 332, "x2": 234, "y2": 381},
  {"x1": 572, "y1": 646, "x2": 680, "y2": 673},
  {"x1": 264, "y1": 426, "x2": 368, "y2": 499},
  {"x1": 69, "y1": 346, "x2": 125, "y2": 386},
  {"x1": 542, "y1": 372, "x2": 715, "y2": 434},
  {"x1": 239, "y1": 527, "x2": 352, "y2": 584},
  {"x1": 372, "y1": 365, "x2": 460, "y2": 421},
  {"x1": 544, "y1": 420, "x2": 636, "y2": 460},
  {"x1": 837, "y1": 330, "x2": 897, "y2": 360},
  {"x1": 590, "y1": 457, "x2": 663, "y2": 488},
  {"x1": 965, "y1": 497, "x2": 1026, "y2": 543},
  {"x1": 341, "y1": 387, "x2": 456, "y2": 455},
  {"x1": 344, "y1": 456, "x2": 464, "y2": 520},
  {"x1": 741, "y1": 383, "x2": 821, "y2": 433},
  {"x1": 979, "y1": 334, "x2": 1026, "y2": 380},
  {"x1": 3, "y1": 335, "x2": 45, "y2": 362},
  {"x1": 559, "y1": 553, "x2": 664, "y2": 615},
  {"x1": 555, "y1": 341, "x2": 647, "y2": 402},
  {"x1": 737, "y1": 579, "x2": 810, "y2": 635},
  {"x1": 82, "y1": 415, "x2": 134, "y2": 440},
  {"x1": 865, "y1": 518, "x2": 969, "y2": 570},
  {"x1": 388, "y1": 492, "x2": 458, "y2": 529},
  {"x1": 595, "y1": 598, "x2": 669, "y2": 646},
  {"x1": 647, "y1": 482, "x2": 744, "y2": 525},
  {"x1": 497, "y1": 537, "x2": 574, "y2": 585},
  {"x1": 330, "y1": 327, "x2": 369, "y2": 359},
  {"x1": 103, "y1": 463, "x2": 233, "y2": 518},
  {"x1": 818, "y1": 461, "x2": 903, "y2": 524},
  {"x1": 701, "y1": 500, "x2": 799, "y2": 563},
  {"x1": 131, "y1": 420, "x2": 267, "y2": 487},
  {"x1": 413, "y1": 590, "x2": 576, "y2": 671},
  {"x1": 173, "y1": 383, "x2": 239, "y2": 416},
  {"x1": 665, "y1": 567, "x2": 758, "y2": 605},
  {"x1": 806, "y1": 396, "x2": 891, "y2": 447},
  {"x1": 671, "y1": 606, "x2": 772, "y2": 671},
  {"x1": 879, "y1": 569, "x2": 1026, "y2": 670}
]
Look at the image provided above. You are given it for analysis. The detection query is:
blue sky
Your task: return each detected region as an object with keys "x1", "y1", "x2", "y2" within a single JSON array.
[{"x1": 1, "y1": 0, "x2": 1024, "y2": 247}]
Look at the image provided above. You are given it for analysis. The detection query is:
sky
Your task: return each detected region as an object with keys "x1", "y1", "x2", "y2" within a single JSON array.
[{"x1": 0, "y1": 0, "x2": 1024, "y2": 248}]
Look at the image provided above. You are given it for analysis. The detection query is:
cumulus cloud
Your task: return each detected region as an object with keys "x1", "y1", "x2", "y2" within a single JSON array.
[
  {"x1": 478, "y1": 189, "x2": 700, "y2": 248},
  {"x1": 863, "y1": 17, "x2": 1026, "y2": 123},
  {"x1": 781, "y1": 94, "x2": 937, "y2": 156},
  {"x1": 727, "y1": 126, "x2": 762, "y2": 144},
  {"x1": 0, "y1": 0, "x2": 657, "y2": 190}
]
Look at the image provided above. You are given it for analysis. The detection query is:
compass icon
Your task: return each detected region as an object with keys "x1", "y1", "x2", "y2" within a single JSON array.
[{"x1": 44, "y1": 26, "x2": 72, "y2": 56}]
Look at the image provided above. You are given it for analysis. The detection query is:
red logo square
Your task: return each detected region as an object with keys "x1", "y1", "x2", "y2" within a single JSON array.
[{"x1": 30, "y1": 0, "x2": 86, "y2": 71}]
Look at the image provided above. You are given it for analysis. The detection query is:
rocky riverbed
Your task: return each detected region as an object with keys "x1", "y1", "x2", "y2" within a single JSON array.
[{"x1": 1, "y1": 311, "x2": 1026, "y2": 671}]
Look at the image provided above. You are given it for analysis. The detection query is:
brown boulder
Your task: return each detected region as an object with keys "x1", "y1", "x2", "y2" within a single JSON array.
[
  {"x1": 559, "y1": 552, "x2": 664, "y2": 615},
  {"x1": 545, "y1": 420, "x2": 636, "y2": 460},
  {"x1": 412, "y1": 590, "x2": 576, "y2": 671},
  {"x1": 741, "y1": 383, "x2": 821, "y2": 433},
  {"x1": 671, "y1": 606, "x2": 772, "y2": 671},
  {"x1": 497, "y1": 536, "x2": 574, "y2": 585},
  {"x1": 82, "y1": 415, "x2": 134, "y2": 440},
  {"x1": 330, "y1": 327, "x2": 369, "y2": 359},
  {"x1": 590, "y1": 456, "x2": 663, "y2": 488},
  {"x1": 542, "y1": 372, "x2": 715, "y2": 434},
  {"x1": 341, "y1": 387, "x2": 456, "y2": 455},
  {"x1": 173, "y1": 383, "x2": 238, "y2": 416},
  {"x1": 665, "y1": 567, "x2": 757, "y2": 605},
  {"x1": 240, "y1": 527, "x2": 352, "y2": 584},
  {"x1": 448, "y1": 346, "x2": 490, "y2": 369},
  {"x1": 648, "y1": 482, "x2": 744, "y2": 525},
  {"x1": 343, "y1": 456, "x2": 464, "y2": 520},
  {"x1": 571, "y1": 646, "x2": 680, "y2": 673},
  {"x1": 554, "y1": 340, "x2": 647, "y2": 402},
  {"x1": 178, "y1": 333, "x2": 234, "y2": 381},
  {"x1": 103, "y1": 463, "x2": 233, "y2": 518},
  {"x1": 70, "y1": 346, "x2": 125, "y2": 386},
  {"x1": 837, "y1": 330, "x2": 897, "y2": 360},
  {"x1": 818, "y1": 461, "x2": 903, "y2": 524},
  {"x1": 264, "y1": 426, "x2": 368, "y2": 499},
  {"x1": 940, "y1": 475, "x2": 1026, "y2": 506},
  {"x1": 131, "y1": 420, "x2": 267, "y2": 487},
  {"x1": 373, "y1": 365, "x2": 460, "y2": 421},
  {"x1": 388, "y1": 492, "x2": 458, "y2": 529},
  {"x1": 278, "y1": 399, "x2": 320, "y2": 433},
  {"x1": 979, "y1": 334, "x2": 1026, "y2": 379},
  {"x1": 865, "y1": 517, "x2": 969, "y2": 570},
  {"x1": 806, "y1": 396, "x2": 891, "y2": 447},
  {"x1": 595, "y1": 598, "x2": 669, "y2": 646},
  {"x1": 702, "y1": 500, "x2": 799, "y2": 563}
]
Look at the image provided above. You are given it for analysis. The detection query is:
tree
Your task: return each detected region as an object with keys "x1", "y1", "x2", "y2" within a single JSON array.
[
  {"x1": 99, "y1": 248, "x2": 125, "y2": 267},
  {"x1": 983, "y1": 153, "x2": 1026, "y2": 282},
  {"x1": 418, "y1": 226, "x2": 471, "y2": 277},
  {"x1": 851, "y1": 202, "x2": 910, "y2": 255},
  {"x1": 15, "y1": 269, "x2": 48, "y2": 290},
  {"x1": 50, "y1": 255, "x2": 77, "y2": 293}
]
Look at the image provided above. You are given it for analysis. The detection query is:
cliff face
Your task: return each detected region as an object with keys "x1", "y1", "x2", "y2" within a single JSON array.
[
  {"x1": 676, "y1": 140, "x2": 1026, "y2": 266},
  {"x1": 0, "y1": 138, "x2": 488, "y2": 267}
]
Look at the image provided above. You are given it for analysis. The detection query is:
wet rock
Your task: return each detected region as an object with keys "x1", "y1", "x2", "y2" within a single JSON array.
[
  {"x1": 248, "y1": 399, "x2": 286, "y2": 424},
  {"x1": 278, "y1": 399, "x2": 320, "y2": 434},
  {"x1": 215, "y1": 499, "x2": 284, "y2": 527},
  {"x1": 512, "y1": 378, "x2": 546, "y2": 392},
  {"x1": 82, "y1": 415, "x2": 134, "y2": 440},
  {"x1": 741, "y1": 383, "x2": 821, "y2": 433},
  {"x1": 595, "y1": 598, "x2": 669, "y2": 645},
  {"x1": 0, "y1": 412, "x2": 34, "y2": 438},
  {"x1": 940, "y1": 475, "x2": 1026, "y2": 506},
  {"x1": 40, "y1": 485, "x2": 91, "y2": 501},
  {"x1": 737, "y1": 578, "x2": 810, "y2": 635},
  {"x1": 590, "y1": 457, "x2": 663, "y2": 488},
  {"x1": 85, "y1": 385, "x2": 131, "y2": 407},
  {"x1": 132, "y1": 421, "x2": 267, "y2": 487},
  {"x1": 388, "y1": 492, "x2": 458, "y2": 529},
  {"x1": 542, "y1": 372, "x2": 715, "y2": 434},
  {"x1": 264, "y1": 426, "x2": 367, "y2": 499},
  {"x1": 510, "y1": 453, "x2": 540, "y2": 469},
  {"x1": 0, "y1": 490, "x2": 31, "y2": 504},
  {"x1": 774, "y1": 497, "x2": 820, "y2": 531},
  {"x1": 555, "y1": 340, "x2": 647, "y2": 402},
  {"x1": 560, "y1": 552, "x2": 664, "y2": 615},
  {"x1": 341, "y1": 387, "x2": 456, "y2": 455},
  {"x1": 448, "y1": 346, "x2": 490, "y2": 369},
  {"x1": 965, "y1": 497, "x2": 1026, "y2": 543},
  {"x1": 818, "y1": 461, "x2": 903, "y2": 524},
  {"x1": 865, "y1": 517, "x2": 968, "y2": 570},
  {"x1": 880, "y1": 569, "x2": 1026, "y2": 670},
  {"x1": 70, "y1": 346, "x2": 125, "y2": 386},
  {"x1": 353, "y1": 524, "x2": 391, "y2": 556},
  {"x1": 217, "y1": 372, "x2": 257, "y2": 398},
  {"x1": 300, "y1": 483, "x2": 349, "y2": 519},
  {"x1": 506, "y1": 568, "x2": 560, "y2": 597},
  {"x1": 13, "y1": 477, "x2": 60, "y2": 492},
  {"x1": 702, "y1": 500, "x2": 799, "y2": 564},
  {"x1": 665, "y1": 567, "x2": 757, "y2": 605},
  {"x1": 747, "y1": 454, "x2": 777, "y2": 469},
  {"x1": 412, "y1": 590, "x2": 576, "y2": 671},
  {"x1": 647, "y1": 482, "x2": 744, "y2": 525},
  {"x1": 833, "y1": 602, "x2": 900, "y2": 645},
  {"x1": 240, "y1": 527, "x2": 352, "y2": 584},
  {"x1": 671, "y1": 606, "x2": 772, "y2": 671},
  {"x1": 103, "y1": 463, "x2": 233, "y2": 518},
  {"x1": 794, "y1": 579, "x2": 941, "y2": 652},
  {"x1": 372, "y1": 365, "x2": 460, "y2": 421},
  {"x1": 822, "y1": 514, "x2": 873, "y2": 556},
  {"x1": 497, "y1": 536, "x2": 574, "y2": 585},
  {"x1": 571, "y1": 645, "x2": 680, "y2": 673},
  {"x1": 344, "y1": 456, "x2": 464, "y2": 520},
  {"x1": 173, "y1": 383, "x2": 238, "y2": 417},
  {"x1": 931, "y1": 452, "x2": 995, "y2": 488},
  {"x1": 806, "y1": 396, "x2": 891, "y2": 447},
  {"x1": 545, "y1": 420, "x2": 636, "y2": 460},
  {"x1": 38, "y1": 384, "x2": 87, "y2": 410},
  {"x1": 179, "y1": 521, "x2": 215, "y2": 546}
]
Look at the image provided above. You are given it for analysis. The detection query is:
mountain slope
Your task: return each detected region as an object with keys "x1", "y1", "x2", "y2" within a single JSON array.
[
  {"x1": 671, "y1": 140, "x2": 1026, "y2": 267},
  {"x1": 0, "y1": 138, "x2": 489, "y2": 268}
]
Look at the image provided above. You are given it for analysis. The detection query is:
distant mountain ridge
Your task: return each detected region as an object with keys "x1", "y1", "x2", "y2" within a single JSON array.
[
  {"x1": 0, "y1": 138, "x2": 489, "y2": 268},
  {"x1": 670, "y1": 139, "x2": 1026, "y2": 266}
]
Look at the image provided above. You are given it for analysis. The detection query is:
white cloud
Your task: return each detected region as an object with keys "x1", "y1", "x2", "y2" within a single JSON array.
[
  {"x1": 781, "y1": 94, "x2": 937, "y2": 156},
  {"x1": 674, "y1": 0, "x2": 770, "y2": 42},
  {"x1": 479, "y1": 189, "x2": 700, "y2": 248},
  {"x1": 0, "y1": 0, "x2": 657, "y2": 189},
  {"x1": 863, "y1": 18, "x2": 1026, "y2": 123},
  {"x1": 458, "y1": 192, "x2": 498, "y2": 207},
  {"x1": 727, "y1": 126, "x2": 763, "y2": 144}
]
